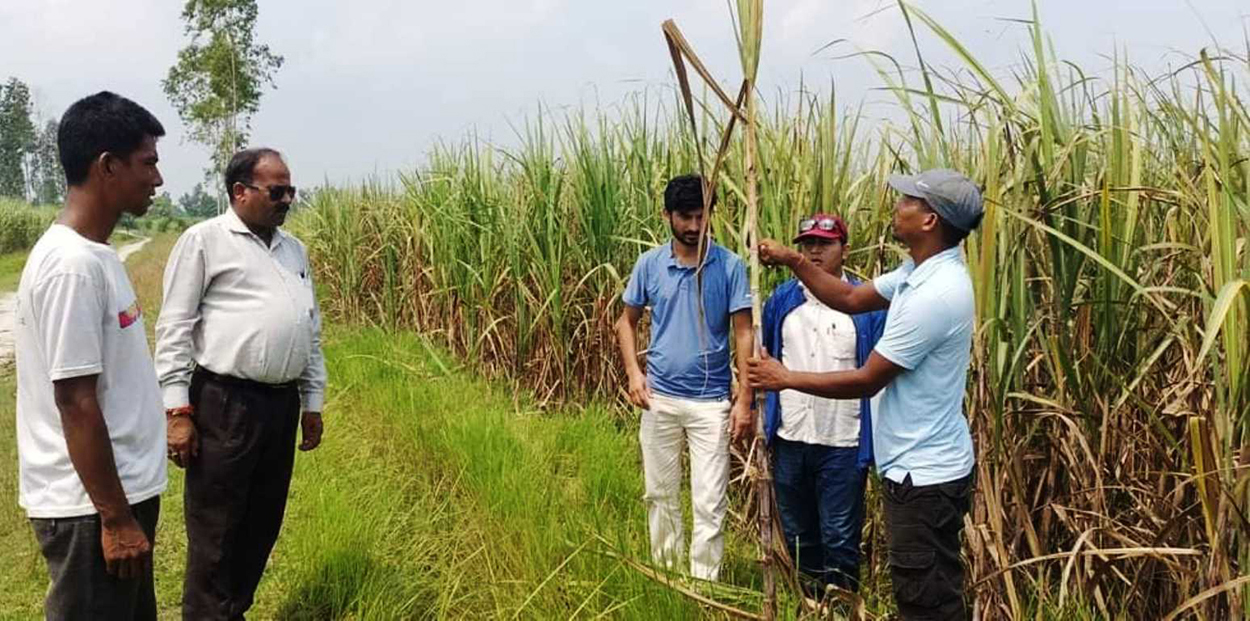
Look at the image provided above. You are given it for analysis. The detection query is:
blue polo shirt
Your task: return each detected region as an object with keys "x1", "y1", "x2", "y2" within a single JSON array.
[
  {"x1": 871, "y1": 246, "x2": 976, "y2": 486},
  {"x1": 622, "y1": 241, "x2": 751, "y2": 401}
]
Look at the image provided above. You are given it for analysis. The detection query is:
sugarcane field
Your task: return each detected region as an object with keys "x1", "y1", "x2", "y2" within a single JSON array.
[{"x1": 2, "y1": 1, "x2": 1250, "y2": 619}]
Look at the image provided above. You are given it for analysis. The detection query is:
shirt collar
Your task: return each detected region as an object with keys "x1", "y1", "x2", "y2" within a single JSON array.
[
  {"x1": 799, "y1": 274, "x2": 849, "y2": 306},
  {"x1": 664, "y1": 240, "x2": 719, "y2": 270},
  {"x1": 224, "y1": 206, "x2": 287, "y2": 249},
  {"x1": 904, "y1": 246, "x2": 963, "y2": 288}
]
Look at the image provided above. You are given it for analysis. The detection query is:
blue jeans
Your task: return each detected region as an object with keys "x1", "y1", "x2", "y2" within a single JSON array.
[{"x1": 773, "y1": 437, "x2": 867, "y2": 592}]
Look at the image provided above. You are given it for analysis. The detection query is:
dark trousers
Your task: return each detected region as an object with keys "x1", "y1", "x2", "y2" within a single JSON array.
[
  {"x1": 772, "y1": 438, "x2": 867, "y2": 593},
  {"x1": 30, "y1": 496, "x2": 161, "y2": 621},
  {"x1": 183, "y1": 368, "x2": 300, "y2": 620},
  {"x1": 883, "y1": 472, "x2": 974, "y2": 621}
]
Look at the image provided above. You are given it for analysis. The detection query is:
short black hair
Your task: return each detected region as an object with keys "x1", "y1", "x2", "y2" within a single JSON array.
[
  {"x1": 664, "y1": 174, "x2": 714, "y2": 214},
  {"x1": 58, "y1": 91, "x2": 165, "y2": 187},
  {"x1": 922, "y1": 200, "x2": 983, "y2": 247},
  {"x1": 224, "y1": 148, "x2": 283, "y2": 200}
]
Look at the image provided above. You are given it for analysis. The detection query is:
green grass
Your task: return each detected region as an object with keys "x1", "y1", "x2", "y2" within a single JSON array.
[
  {"x1": 259, "y1": 326, "x2": 732, "y2": 619},
  {"x1": 0, "y1": 236, "x2": 798, "y2": 619},
  {"x1": 0, "y1": 373, "x2": 43, "y2": 617},
  {"x1": 0, "y1": 200, "x2": 53, "y2": 290},
  {"x1": 0, "y1": 201, "x2": 54, "y2": 256},
  {"x1": 0, "y1": 326, "x2": 790, "y2": 619},
  {"x1": 0, "y1": 251, "x2": 27, "y2": 292}
]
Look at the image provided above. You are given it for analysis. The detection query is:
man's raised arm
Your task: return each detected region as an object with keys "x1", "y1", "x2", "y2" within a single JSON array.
[{"x1": 758, "y1": 239, "x2": 889, "y2": 314}]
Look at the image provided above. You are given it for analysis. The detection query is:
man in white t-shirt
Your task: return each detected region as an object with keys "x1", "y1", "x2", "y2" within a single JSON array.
[{"x1": 15, "y1": 91, "x2": 168, "y2": 620}]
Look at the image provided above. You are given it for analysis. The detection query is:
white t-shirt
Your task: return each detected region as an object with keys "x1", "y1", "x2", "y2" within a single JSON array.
[
  {"x1": 778, "y1": 283, "x2": 861, "y2": 447},
  {"x1": 15, "y1": 224, "x2": 166, "y2": 518}
]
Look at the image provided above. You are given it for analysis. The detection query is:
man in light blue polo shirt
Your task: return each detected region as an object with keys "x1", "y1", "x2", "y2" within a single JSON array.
[
  {"x1": 748, "y1": 169, "x2": 983, "y2": 620},
  {"x1": 614, "y1": 173, "x2": 754, "y2": 581}
]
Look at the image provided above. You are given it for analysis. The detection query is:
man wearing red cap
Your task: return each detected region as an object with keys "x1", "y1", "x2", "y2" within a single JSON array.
[{"x1": 760, "y1": 214, "x2": 886, "y2": 597}]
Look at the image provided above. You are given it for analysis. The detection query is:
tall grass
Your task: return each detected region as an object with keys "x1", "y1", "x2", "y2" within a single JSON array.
[
  {"x1": 296, "y1": 7, "x2": 1250, "y2": 618},
  {"x1": 0, "y1": 199, "x2": 54, "y2": 255}
]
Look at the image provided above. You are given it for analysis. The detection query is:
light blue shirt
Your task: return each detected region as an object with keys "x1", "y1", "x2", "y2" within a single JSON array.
[
  {"x1": 622, "y1": 241, "x2": 751, "y2": 400},
  {"x1": 871, "y1": 246, "x2": 976, "y2": 485}
]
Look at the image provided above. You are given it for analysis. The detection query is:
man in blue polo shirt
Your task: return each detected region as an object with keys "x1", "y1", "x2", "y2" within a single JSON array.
[
  {"x1": 748, "y1": 169, "x2": 983, "y2": 620},
  {"x1": 614, "y1": 174, "x2": 753, "y2": 581}
]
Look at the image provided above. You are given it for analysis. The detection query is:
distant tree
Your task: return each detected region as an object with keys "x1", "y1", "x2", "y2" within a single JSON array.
[
  {"x1": 150, "y1": 191, "x2": 177, "y2": 218},
  {"x1": 178, "y1": 182, "x2": 218, "y2": 219},
  {"x1": 163, "y1": 0, "x2": 283, "y2": 205},
  {"x1": 0, "y1": 78, "x2": 36, "y2": 199},
  {"x1": 117, "y1": 192, "x2": 174, "y2": 231},
  {"x1": 30, "y1": 120, "x2": 65, "y2": 205}
]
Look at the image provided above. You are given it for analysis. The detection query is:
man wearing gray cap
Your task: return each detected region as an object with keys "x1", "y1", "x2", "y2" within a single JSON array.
[{"x1": 749, "y1": 168, "x2": 982, "y2": 619}]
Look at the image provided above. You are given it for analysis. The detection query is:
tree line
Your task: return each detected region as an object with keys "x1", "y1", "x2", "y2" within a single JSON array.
[
  {"x1": 0, "y1": 78, "x2": 63, "y2": 205},
  {"x1": 7, "y1": 0, "x2": 282, "y2": 220},
  {"x1": 0, "y1": 76, "x2": 218, "y2": 219}
]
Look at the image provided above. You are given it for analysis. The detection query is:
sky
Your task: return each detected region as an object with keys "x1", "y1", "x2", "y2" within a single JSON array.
[{"x1": 1, "y1": 0, "x2": 1248, "y2": 199}]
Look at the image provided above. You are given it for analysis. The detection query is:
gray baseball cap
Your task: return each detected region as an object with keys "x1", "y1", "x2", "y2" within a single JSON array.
[{"x1": 887, "y1": 168, "x2": 984, "y2": 231}]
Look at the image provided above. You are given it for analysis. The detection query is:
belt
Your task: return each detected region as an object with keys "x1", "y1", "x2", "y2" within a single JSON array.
[{"x1": 193, "y1": 366, "x2": 297, "y2": 392}]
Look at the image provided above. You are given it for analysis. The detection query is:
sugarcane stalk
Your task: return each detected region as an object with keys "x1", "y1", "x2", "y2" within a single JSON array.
[
  {"x1": 732, "y1": 0, "x2": 775, "y2": 616},
  {"x1": 744, "y1": 82, "x2": 776, "y2": 619},
  {"x1": 663, "y1": 6, "x2": 775, "y2": 616}
]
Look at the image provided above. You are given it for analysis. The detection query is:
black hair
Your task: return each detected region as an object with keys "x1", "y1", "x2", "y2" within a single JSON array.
[
  {"x1": 664, "y1": 174, "x2": 714, "y2": 214},
  {"x1": 921, "y1": 200, "x2": 983, "y2": 247},
  {"x1": 57, "y1": 91, "x2": 165, "y2": 186},
  {"x1": 224, "y1": 148, "x2": 283, "y2": 200}
]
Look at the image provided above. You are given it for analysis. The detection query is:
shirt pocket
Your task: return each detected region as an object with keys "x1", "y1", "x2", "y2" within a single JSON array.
[{"x1": 829, "y1": 321, "x2": 857, "y2": 361}]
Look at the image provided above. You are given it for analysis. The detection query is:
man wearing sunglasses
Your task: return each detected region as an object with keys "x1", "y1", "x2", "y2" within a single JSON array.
[
  {"x1": 749, "y1": 169, "x2": 983, "y2": 620},
  {"x1": 155, "y1": 148, "x2": 326, "y2": 619},
  {"x1": 759, "y1": 213, "x2": 886, "y2": 598}
]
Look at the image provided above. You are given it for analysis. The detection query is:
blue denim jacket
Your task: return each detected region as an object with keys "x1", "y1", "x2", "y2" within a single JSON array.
[{"x1": 761, "y1": 277, "x2": 888, "y2": 469}]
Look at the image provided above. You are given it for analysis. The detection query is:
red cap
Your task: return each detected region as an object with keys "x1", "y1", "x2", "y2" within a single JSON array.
[{"x1": 793, "y1": 213, "x2": 848, "y2": 244}]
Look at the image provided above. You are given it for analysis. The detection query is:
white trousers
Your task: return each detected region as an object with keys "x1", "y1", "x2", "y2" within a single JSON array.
[{"x1": 639, "y1": 393, "x2": 731, "y2": 581}]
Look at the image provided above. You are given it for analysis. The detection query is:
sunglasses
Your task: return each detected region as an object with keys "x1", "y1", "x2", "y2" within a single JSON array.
[
  {"x1": 242, "y1": 182, "x2": 297, "y2": 202},
  {"x1": 798, "y1": 217, "x2": 844, "y2": 235}
]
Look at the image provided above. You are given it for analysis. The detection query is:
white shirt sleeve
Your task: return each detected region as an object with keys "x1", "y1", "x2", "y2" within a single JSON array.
[
  {"x1": 34, "y1": 272, "x2": 106, "y2": 381},
  {"x1": 298, "y1": 254, "x2": 327, "y2": 412},
  {"x1": 154, "y1": 230, "x2": 208, "y2": 409}
]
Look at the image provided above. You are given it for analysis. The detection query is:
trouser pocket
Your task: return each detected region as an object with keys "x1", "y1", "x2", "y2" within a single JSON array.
[
  {"x1": 888, "y1": 527, "x2": 942, "y2": 609},
  {"x1": 883, "y1": 474, "x2": 972, "y2": 620}
]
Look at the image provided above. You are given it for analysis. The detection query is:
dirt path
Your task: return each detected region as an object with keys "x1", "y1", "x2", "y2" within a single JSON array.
[{"x1": 0, "y1": 237, "x2": 151, "y2": 362}]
